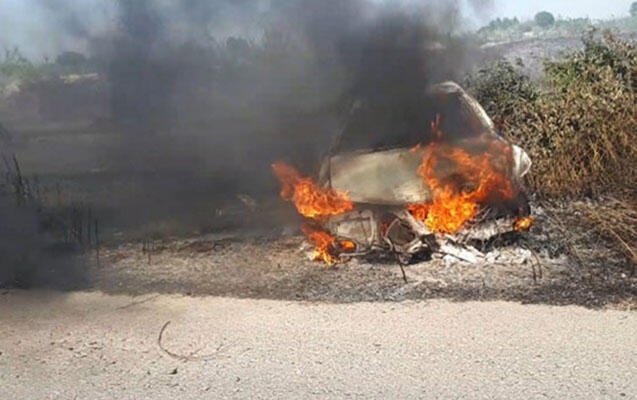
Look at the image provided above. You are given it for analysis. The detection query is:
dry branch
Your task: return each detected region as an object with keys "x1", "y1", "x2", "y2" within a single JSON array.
[{"x1": 157, "y1": 321, "x2": 227, "y2": 362}]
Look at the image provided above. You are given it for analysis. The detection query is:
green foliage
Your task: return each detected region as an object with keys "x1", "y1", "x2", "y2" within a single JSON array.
[
  {"x1": 534, "y1": 11, "x2": 555, "y2": 28},
  {"x1": 464, "y1": 58, "x2": 539, "y2": 129},
  {"x1": 631, "y1": 2, "x2": 637, "y2": 17},
  {"x1": 476, "y1": 16, "x2": 596, "y2": 44},
  {"x1": 55, "y1": 51, "x2": 88, "y2": 71},
  {"x1": 545, "y1": 30, "x2": 637, "y2": 91},
  {"x1": 0, "y1": 47, "x2": 44, "y2": 82},
  {"x1": 466, "y1": 31, "x2": 637, "y2": 198},
  {"x1": 0, "y1": 48, "x2": 96, "y2": 94},
  {"x1": 553, "y1": 17, "x2": 592, "y2": 32},
  {"x1": 480, "y1": 17, "x2": 519, "y2": 32},
  {"x1": 597, "y1": 16, "x2": 637, "y2": 32}
]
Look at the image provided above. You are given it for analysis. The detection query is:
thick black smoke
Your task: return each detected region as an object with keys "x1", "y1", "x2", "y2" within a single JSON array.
[
  {"x1": 94, "y1": 0, "x2": 477, "y2": 169},
  {"x1": 0, "y1": 195, "x2": 87, "y2": 289},
  {"x1": 2, "y1": 0, "x2": 484, "y2": 240}
]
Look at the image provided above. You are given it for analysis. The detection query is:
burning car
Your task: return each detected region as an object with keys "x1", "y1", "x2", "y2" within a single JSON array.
[{"x1": 273, "y1": 81, "x2": 533, "y2": 265}]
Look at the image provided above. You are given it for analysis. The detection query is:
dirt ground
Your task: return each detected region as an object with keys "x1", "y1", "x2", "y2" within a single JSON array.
[
  {"x1": 60, "y1": 195, "x2": 631, "y2": 308},
  {"x1": 85, "y1": 239, "x2": 634, "y2": 308}
]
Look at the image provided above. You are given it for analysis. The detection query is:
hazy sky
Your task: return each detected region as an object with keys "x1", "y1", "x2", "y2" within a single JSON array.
[
  {"x1": 488, "y1": 0, "x2": 628, "y2": 20},
  {"x1": 0, "y1": 0, "x2": 632, "y2": 59}
]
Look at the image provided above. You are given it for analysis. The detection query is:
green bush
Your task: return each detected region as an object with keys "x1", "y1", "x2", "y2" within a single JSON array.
[
  {"x1": 464, "y1": 58, "x2": 539, "y2": 130},
  {"x1": 466, "y1": 31, "x2": 637, "y2": 198},
  {"x1": 466, "y1": 31, "x2": 637, "y2": 264},
  {"x1": 0, "y1": 47, "x2": 52, "y2": 83}
]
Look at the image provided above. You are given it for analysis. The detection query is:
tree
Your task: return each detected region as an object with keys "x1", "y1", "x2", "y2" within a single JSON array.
[
  {"x1": 55, "y1": 51, "x2": 87, "y2": 69},
  {"x1": 534, "y1": 11, "x2": 555, "y2": 28},
  {"x1": 631, "y1": 2, "x2": 637, "y2": 17}
]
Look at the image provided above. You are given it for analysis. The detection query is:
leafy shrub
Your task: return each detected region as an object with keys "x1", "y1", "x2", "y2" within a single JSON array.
[
  {"x1": 464, "y1": 58, "x2": 539, "y2": 130},
  {"x1": 0, "y1": 47, "x2": 52, "y2": 83},
  {"x1": 467, "y1": 31, "x2": 637, "y2": 265},
  {"x1": 467, "y1": 31, "x2": 637, "y2": 198},
  {"x1": 479, "y1": 17, "x2": 520, "y2": 33},
  {"x1": 55, "y1": 51, "x2": 85, "y2": 67}
]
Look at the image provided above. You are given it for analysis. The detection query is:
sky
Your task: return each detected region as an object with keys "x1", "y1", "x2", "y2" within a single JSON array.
[
  {"x1": 487, "y1": 0, "x2": 628, "y2": 21},
  {"x1": 0, "y1": 0, "x2": 633, "y2": 59},
  {"x1": 0, "y1": 0, "x2": 115, "y2": 59}
]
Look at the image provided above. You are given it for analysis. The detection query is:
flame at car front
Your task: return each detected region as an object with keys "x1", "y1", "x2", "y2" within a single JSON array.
[{"x1": 408, "y1": 135, "x2": 518, "y2": 233}]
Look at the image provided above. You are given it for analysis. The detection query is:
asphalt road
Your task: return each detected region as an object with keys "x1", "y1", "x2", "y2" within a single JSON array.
[{"x1": 1, "y1": 290, "x2": 636, "y2": 399}]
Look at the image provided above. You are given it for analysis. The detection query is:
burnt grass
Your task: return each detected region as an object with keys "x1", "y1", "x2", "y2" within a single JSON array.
[{"x1": 86, "y1": 200, "x2": 636, "y2": 309}]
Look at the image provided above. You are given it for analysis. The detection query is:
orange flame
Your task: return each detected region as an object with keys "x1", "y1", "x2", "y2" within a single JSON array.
[
  {"x1": 272, "y1": 161, "x2": 354, "y2": 219},
  {"x1": 272, "y1": 162, "x2": 356, "y2": 264},
  {"x1": 301, "y1": 225, "x2": 356, "y2": 265},
  {"x1": 409, "y1": 137, "x2": 517, "y2": 234},
  {"x1": 514, "y1": 216, "x2": 534, "y2": 231}
]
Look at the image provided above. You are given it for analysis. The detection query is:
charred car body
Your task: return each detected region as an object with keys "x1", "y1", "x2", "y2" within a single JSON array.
[{"x1": 274, "y1": 81, "x2": 532, "y2": 264}]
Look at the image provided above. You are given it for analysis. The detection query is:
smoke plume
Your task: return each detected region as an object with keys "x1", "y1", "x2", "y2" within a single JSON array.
[{"x1": 1, "y1": 0, "x2": 483, "y2": 239}]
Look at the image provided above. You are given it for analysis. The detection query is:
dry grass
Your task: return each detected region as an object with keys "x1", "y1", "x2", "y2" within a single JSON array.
[
  {"x1": 467, "y1": 31, "x2": 637, "y2": 269},
  {"x1": 576, "y1": 198, "x2": 637, "y2": 270},
  {"x1": 513, "y1": 65, "x2": 637, "y2": 198},
  {"x1": 471, "y1": 32, "x2": 637, "y2": 198}
]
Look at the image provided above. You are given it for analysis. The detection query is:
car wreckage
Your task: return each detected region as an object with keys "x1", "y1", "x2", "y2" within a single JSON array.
[{"x1": 273, "y1": 81, "x2": 533, "y2": 265}]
